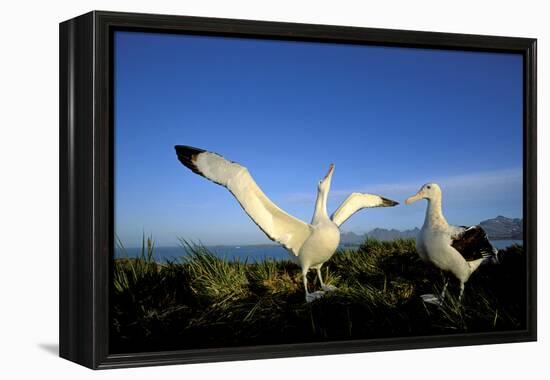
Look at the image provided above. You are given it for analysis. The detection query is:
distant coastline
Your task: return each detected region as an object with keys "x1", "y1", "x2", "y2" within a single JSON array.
[
  {"x1": 115, "y1": 216, "x2": 522, "y2": 262},
  {"x1": 340, "y1": 215, "x2": 522, "y2": 244}
]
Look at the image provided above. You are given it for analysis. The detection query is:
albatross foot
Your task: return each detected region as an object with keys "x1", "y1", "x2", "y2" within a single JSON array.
[
  {"x1": 305, "y1": 291, "x2": 326, "y2": 303},
  {"x1": 321, "y1": 285, "x2": 338, "y2": 292},
  {"x1": 420, "y1": 294, "x2": 443, "y2": 306}
]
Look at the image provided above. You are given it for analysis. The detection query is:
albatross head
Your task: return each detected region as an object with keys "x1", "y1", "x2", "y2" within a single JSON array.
[
  {"x1": 318, "y1": 164, "x2": 335, "y2": 193},
  {"x1": 405, "y1": 183, "x2": 442, "y2": 204}
]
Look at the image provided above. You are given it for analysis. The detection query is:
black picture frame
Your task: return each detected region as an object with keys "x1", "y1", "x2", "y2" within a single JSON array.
[{"x1": 59, "y1": 10, "x2": 537, "y2": 369}]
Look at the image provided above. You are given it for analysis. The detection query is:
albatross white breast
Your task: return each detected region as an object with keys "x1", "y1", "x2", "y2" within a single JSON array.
[
  {"x1": 405, "y1": 183, "x2": 498, "y2": 303},
  {"x1": 175, "y1": 145, "x2": 399, "y2": 302}
]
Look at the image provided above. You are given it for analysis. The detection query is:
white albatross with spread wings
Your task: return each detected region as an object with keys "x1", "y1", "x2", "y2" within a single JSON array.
[
  {"x1": 175, "y1": 145, "x2": 398, "y2": 302},
  {"x1": 406, "y1": 183, "x2": 499, "y2": 303}
]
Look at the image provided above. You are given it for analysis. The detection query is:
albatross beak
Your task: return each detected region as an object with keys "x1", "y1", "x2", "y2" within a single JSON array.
[
  {"x1": 381, "y1": 197, "x2": 399, "y2": 207},
  {"x1": 325, "y1": 163, "x2": 335, "y2": 179},
  {"x1": 405, "y1": 192, "x2": 423, "y2": 205}
]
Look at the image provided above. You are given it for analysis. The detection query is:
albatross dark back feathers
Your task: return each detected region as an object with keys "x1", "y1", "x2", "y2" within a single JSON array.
[{"x1": 451, "y1": 225, "x2": 499, "y2": 263}]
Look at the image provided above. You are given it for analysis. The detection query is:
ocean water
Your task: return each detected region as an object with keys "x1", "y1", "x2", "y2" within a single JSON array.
[
  {"x1": 116, "y1": 239, "x2": 522, "y2": 262},
  {"x1": 116, "y1": 245, "x2": 290, "y2": 262}
]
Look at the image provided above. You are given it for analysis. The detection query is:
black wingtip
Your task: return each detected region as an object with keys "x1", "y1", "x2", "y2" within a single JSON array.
[
  {"x1": 174, "y1": 145, "x2": 206, "y2": 176},
  {"x1": 381, "y1": 197, "x2": 399, "y2": 207},
  {"x1": 174, "y1": 145, "x2": 205, "y2": 156}
]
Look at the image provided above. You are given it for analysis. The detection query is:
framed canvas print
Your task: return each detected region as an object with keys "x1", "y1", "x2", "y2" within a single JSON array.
[{"x1": 59, "y1": 11, "x2": 537, "y2": 369}]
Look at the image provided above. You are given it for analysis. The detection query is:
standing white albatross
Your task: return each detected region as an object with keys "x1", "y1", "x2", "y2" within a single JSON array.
[
  {"x1": 405, "y1": 183, "x2": 498, "y2": 303},
  {"x1": 175, "y1": 145, "x2": 399, "y2": 302}
]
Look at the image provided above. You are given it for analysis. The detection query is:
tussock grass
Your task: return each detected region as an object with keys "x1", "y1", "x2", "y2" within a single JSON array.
[
  {"x1": 180, "y1": 239, "x2": 249, "y2": 302},
  {"x1": 111, "y1": 239, "x2": 526, "y2": 353}
]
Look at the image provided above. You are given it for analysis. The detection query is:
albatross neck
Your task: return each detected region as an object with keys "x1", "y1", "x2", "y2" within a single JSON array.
[
  {"x1": 424, "y1": 195, "x2": 448, "y2": 228},
  {"x1": 312, "y1": 188, "x2": 330, "y2": 224}
]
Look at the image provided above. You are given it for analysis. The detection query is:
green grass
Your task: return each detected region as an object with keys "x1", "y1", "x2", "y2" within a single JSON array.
[{"x1": 111, "y1": 238, "x2": 526, "y2": 353}]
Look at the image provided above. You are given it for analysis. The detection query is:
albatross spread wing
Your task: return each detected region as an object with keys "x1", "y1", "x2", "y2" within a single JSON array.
[
  {"x1": 331, "y1": 192, "x2": 398, "y2": 227},
  {"x1": 175, "y1": 145, "x2": 311, "y2": 256}
]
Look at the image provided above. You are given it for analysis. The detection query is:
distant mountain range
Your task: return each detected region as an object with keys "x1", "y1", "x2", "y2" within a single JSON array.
[
  {"x1": 340, "y1": 216, "x2": 523, "y2": 245},
  {"x1": 340, "y1": 228, "x2": 420, "y2": 245},
  {"x1": 479, "y1": 215, "x2": 523, "y2": 240}
]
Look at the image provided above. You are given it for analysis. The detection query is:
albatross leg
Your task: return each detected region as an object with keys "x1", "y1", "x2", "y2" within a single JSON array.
[
  {"x1": 420, "y1": 272, "x2": 446, "y2": 305},
  {"x1": 458, "y1": 282, "x2": 465, "y2": 301},
  {"x1": 316, "y1": 265, "x2": 337, "y2": 292},
  {"x1": 303, "y1": 267, "x2": 324, "y2": 303}
]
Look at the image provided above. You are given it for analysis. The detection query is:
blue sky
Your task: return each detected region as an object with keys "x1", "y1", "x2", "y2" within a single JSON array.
[{"x1": 114, "y1": 31, "x2": 523, "y2": 247}]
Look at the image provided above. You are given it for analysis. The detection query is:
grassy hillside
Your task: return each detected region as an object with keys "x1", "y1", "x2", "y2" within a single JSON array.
[{"x1": 111, "y1": 238, "x2": 526, "y2": 354}]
